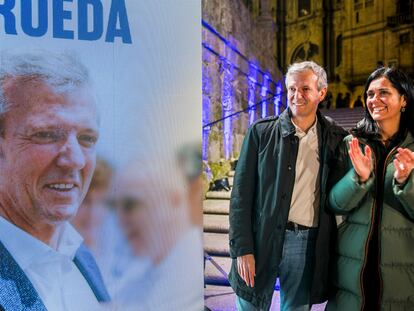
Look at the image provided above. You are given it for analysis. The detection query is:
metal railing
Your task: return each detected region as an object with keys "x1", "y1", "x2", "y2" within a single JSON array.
[
  {"x1": 202, "y1": 93, "x2": 286, "y2": 130},
  {"x1": 202, "y1": 20, "x2": 286, "y2": 129}
]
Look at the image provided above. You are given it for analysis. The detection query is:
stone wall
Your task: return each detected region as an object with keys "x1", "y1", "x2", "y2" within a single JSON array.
[{"x1": 202, "y1": 0, "x2": 284, "y2": 166}]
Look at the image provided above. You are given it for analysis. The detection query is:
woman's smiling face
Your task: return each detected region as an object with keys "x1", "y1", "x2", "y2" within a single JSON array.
[{"x1": 366, "y1": 77, "x2": 406, "y2": 126}]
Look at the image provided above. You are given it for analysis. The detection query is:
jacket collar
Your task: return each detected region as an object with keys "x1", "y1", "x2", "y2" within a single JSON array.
[
  {"x1": 0, "y1": 237, "x2": 110, "y2": 309},
  {"x1": 0, "y1": 241, "x2": 47, "y2": 311},
  {"x1": 279, "y1": 107, "x2": 338, "y2": 137},
  {"x1": 0, "y1": 217, "x2": 83, "y2": 272},
  {"x1": 357, "y1": 129, "x2": 414, "y2": 149},
  {"x1": 401, "y1": 131, "x2": 414, "y2": 148},
  {"x1": 73, "y1": 244, "x2": 111, "y2": 302},
  {"x1": 279, "y1": 108, "x2": 296, "y2": 137}
]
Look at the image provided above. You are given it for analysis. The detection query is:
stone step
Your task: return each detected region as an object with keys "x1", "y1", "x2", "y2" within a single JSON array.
[
  {"x1": 325, "y1": 110, "x2": 363, "y2": 116},
  {"x1": 321, "y1": 107, "x2": 364, "y2": 114},
  {"x1": 204, "y1": 285, "x2": 237, "y2": 311},
  {"x1": 228, "y1": 176, "x2": 234, "y2": 187},
  {"x1": 331, "y1": 119, "x2": 360, "y2": 125},
  {"x1": 337, "y1": 120, "x2": 359, "y2": 124},
  {"x1": 338, "y1": 120, "x2": 362, "y2": 124},
  {"x1": 329, "y1": 117, "x2": 360, "y2": 122},
  {"x1": 321, "y1": 108, "x2": 364, "y2": 130},
  {"x1": 326, "y1": 112, "x2": 363, "y2": 116},
  {"x1": 204, "y1": 232, "x2": 230, "y2": 256},
  {"x1": 324, "y1": 114, "x2": 364, "y2": 119},
  {"x1": 206, "y1": 191, "x2": 231, "y2": 200},
  {"x1": 204, "y1": 214, "x2": 230, "y2": 233},
  {"x1": 340, "y1": 122, "x2": 358, "y2": 128},
  {"x1": 334, "y1": 122, "x2": 359, "y2": 128},
  {"x1": 203, "y1": 199, "x2": 230, "y2": 215},
  {"x1": 204, "y1": 255, "x2": 232, "y2": 286}
]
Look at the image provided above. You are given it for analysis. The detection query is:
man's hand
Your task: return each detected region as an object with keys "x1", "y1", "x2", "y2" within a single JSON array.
[
  {"x1": 237, "y1": 254, "x2": 255, "y2": 287},
  {"x1": 348, "y1": 137, "x2": 373, "y2": 183}
]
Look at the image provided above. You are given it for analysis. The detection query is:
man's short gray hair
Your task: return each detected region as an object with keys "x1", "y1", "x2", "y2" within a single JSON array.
[
  {"x1": 0, "y1": 50, "x2": 90, "y2": 115},
  {"x1": 285, "y1": 61, "x2": 328, "y2": 90}
]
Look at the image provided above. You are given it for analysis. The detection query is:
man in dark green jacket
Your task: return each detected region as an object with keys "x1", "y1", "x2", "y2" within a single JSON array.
[{"x1": 229, "y1": 61, "x2": 347, "y2": 310}]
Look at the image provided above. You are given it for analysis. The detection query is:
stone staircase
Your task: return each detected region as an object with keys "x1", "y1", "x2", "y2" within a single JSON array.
[
  {"x1": 204, "y1": 172, "x2": 233, "y2": 286},
  {"x1": 320, "y1": 107, "x2": 365, "y2": 130},
  {"x1": 203, "y1": 108, "x2": 366, "y2": 299}
]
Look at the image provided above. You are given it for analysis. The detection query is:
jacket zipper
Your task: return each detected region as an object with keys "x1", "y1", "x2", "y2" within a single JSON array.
[
  {"x1": 359, "y1": 142, "x2": 397, "y2": 310},
  {"x1": 358, "y1": 140, "x2": 376, "y2": 311},
  {"x1": 377, "y1": 146, "x2": 398, "y2": 307}
]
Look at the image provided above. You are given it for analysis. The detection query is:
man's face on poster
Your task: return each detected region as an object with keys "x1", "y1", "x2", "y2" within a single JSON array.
[{"x1": 0, "y1": 78, "x2": 99, "y2": 225}]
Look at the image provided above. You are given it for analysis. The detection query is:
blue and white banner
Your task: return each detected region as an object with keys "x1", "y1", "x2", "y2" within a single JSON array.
[{"x1": 0, "y1": 1, "x2": 203, "y2": 310}]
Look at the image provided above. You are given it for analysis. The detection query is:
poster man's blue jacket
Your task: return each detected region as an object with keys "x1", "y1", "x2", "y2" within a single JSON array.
[{"x1": 0, "y1": 241, "x2": 110, "y2": 310}]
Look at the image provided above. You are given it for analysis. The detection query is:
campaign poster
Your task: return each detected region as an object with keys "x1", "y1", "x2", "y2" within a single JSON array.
[{"x1": 0, "y1": 1, "x2": 203, "y2": 310}]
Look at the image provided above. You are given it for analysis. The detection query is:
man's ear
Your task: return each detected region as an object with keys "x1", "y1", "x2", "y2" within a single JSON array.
[{"x1": 319, "y1": 87, "x2": 327, "y2": 101}]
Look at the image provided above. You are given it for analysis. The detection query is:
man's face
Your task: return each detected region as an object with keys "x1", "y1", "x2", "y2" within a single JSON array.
[
  {"x1": 286, "y1": 70, "x2": 326, "y2": 119},
  {"x1": 0, "y1": 79, "x2": 98, "y2": 225}
]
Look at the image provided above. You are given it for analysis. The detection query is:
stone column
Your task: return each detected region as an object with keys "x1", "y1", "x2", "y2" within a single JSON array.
[
  {"x1": 221, "y1": 59, "x2": 234, "y2": 160},
  {"x1": 260, "y1": 0, "x2": 272, "y2": 20},
  {"x1": 247, "y1": 63, "x2": 258, "y2": 125},
  {"x1": 258, "y1": 0, "x2": 276, "y2": 77},
  {"x1": 274, "y1": 80, "x2": 283, "y2": 116},
  {"x1": 202, "y1": 57, "x2": 212, "y2": 161},
  {"x1": 260, "y1": 73, "x2": 269, "y2": 118}
]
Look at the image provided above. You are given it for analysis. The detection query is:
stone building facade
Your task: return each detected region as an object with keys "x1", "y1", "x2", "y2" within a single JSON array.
[{"x1": 277, "y1": 0, "x2": 414, "y2": 107}]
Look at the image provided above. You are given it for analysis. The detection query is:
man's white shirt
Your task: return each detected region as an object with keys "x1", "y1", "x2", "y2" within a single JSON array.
[
  {"x1": 288, "y1": 119, "x2": 321, "y2": 227},
  {"x1": 0, "y1": 216, "x2": 101, "y2": 311}
]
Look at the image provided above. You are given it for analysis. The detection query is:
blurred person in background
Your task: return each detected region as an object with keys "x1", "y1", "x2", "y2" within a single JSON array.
[
  {"x1": 353, "y1": 95, "x2": 364, "y2": 108},
  {"x1": 110, "y1": 148, "x2": 204, "y2": 311},
  {"x1": 336, "y1": 92, "x2": 344, "y2": 108},
  {"x1": 72, "y1": 158, "x2": 126, "y2": 290},
  {"x1": 73, "y1": 158, "x2": 114, "y2": 251},
  {"x1": 177, "y1": 143, "x2": 203, "y2": 228},
  {"x1": 343, "y1": 92, "x2": 351, "y2": 108}
]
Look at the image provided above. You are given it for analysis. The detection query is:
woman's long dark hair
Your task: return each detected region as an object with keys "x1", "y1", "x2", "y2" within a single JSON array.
[{"x1": 351, "y1": 67, "x2": 414, "y2": 139}]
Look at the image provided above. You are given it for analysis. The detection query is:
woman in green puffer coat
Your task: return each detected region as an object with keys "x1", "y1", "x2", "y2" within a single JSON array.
[{"x1": 326, "y1": 67, "x2": 414, "y2": 311}]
